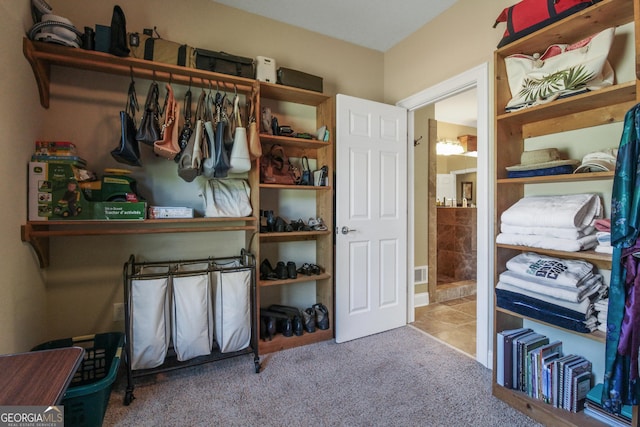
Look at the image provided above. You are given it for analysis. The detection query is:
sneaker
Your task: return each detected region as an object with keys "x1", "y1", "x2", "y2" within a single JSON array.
[{"x1": 313, "y1": 303, "x2": 330, "y2": 330}]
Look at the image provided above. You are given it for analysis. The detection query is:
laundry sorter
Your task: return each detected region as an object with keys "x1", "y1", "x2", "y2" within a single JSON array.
[{"x1": 121, "y1": 249, "x2": 260, "y2": 405}]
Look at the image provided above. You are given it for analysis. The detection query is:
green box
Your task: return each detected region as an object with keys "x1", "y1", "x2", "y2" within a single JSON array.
[{"x1": 28, "y1": 161, "x2": 145, "y2": 221}]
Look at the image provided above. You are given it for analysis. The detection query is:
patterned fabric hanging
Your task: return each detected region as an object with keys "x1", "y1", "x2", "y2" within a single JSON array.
[{"x1": 603, "y1": 103, "x2": 640, "y2": 413}]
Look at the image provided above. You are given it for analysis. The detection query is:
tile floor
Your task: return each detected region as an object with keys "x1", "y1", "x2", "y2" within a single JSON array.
[{"x1": 412, "y1": 294, "x2": 477, "y2": 357}]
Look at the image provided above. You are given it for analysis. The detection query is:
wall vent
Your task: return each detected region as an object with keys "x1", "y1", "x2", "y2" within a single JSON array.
[{"x1": 414, "y1": 266, "x2": 428, "y2": 285}]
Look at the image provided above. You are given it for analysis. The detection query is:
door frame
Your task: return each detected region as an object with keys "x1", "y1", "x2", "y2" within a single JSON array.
[{"x1": 397, "y1": 63, "x2": 493, "y2": 368}]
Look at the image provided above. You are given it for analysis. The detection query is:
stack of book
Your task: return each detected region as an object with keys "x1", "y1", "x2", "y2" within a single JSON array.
[
  {"x1": 31, "y1": 140, "x2": 86, "y2": 167},
  {"x1": 496, "y1": 327, "x2": 592, "y2": 412},
  {"x1": 584, "y1": 383, "x2": 632, "y2": 426}
]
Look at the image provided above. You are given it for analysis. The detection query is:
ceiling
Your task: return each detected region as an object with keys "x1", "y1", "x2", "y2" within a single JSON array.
[
  {"x1": 212, "y1": 0, "x2": 475, "y2": 129},
  {"x1": 212, "y1": 0, "x2": 460, "y2": 52}
]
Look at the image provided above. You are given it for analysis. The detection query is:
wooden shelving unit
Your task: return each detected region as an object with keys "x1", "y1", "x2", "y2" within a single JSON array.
[
  {"x1": 492, "y1": 0, "x2": 637, "y2": 425},
  {"x1": 22, "y1": 36, "x2": 336, "y2": 356},
  {"x1": 254, "y1": 82, "x2": 335, "y2": 354}
]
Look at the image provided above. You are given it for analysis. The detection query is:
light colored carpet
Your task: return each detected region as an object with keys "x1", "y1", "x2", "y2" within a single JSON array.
[{"x1": 103, "y1": 326, "x2": 542, "y2": 426}]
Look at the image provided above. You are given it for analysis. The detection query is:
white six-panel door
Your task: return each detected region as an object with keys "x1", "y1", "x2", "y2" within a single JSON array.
[{"x1": 335, "y1": 94, "x2": 408, "y2": 343}]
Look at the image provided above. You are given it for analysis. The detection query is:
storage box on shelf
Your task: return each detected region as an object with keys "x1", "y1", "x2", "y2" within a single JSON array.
[
  {"x1": 493, "y1": 0, "x2": 637, "y2": 426},
  {"x1": 254, "y1": 81, "x2": 335, "y2": 354}
]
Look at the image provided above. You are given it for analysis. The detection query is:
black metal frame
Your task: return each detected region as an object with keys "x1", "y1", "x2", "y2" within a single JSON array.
[{"x1": 121, "y1": 249, "x2": 260, "y2": 405}]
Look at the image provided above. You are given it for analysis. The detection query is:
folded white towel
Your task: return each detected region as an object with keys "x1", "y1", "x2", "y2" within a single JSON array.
[
  {"x1": 501, "y1": 193, "x2": 602, "y2": 229},
  {"x1": 596, "y1": 231, "x2": 611, "y2": 245},
  {"x1": 499, "y1": 270, "x2": 603, "y2": 303},
  {"x1": 496, "y1": 232, "x2": 598, "y2": 252},
  {"x1": 496, "y1": 281, "x2": 593, "y2": 316},
  {"x1": 505, "y1": 252, "x2": 594, "y2": 287},
  {"x1": 500, "y1": 223, "x2": 596, "y2": 240},
  {"x1": 595, "y1": 245, "x2": 613, "y2": 254}
]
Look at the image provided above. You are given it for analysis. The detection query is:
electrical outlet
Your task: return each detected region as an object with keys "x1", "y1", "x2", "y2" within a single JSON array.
[{"x1": 113, "y1": 303, "x2": 125, "y2": 322}]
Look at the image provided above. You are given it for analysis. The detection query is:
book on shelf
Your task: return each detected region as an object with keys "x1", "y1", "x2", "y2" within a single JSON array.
[
  {"x1": 496, "y1": 327, "x2": 532, "y2": 388},
  {"x1": 533, "y1": 340, "x2": 562, "y2": 402},
  {"x1": 585, "y1": 383, "x2": 632, "y2": 426},
  {"x1": 554, "y1": 354, "x2": 581, "y2": 409},
  {"x1": 571, "y1": 370, "x2": 592, "y2": 412},
  {"x1": 518, "y1": 333, "x2": 549, "y2": 392},
  {"x1": 562, "y1": 357, "x2": 591, "y2": 411}
]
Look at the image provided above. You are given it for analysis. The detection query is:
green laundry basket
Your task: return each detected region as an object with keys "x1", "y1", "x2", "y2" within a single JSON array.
[{"x1": 32, "y1": 332, "x2": 124, "y2": 427}]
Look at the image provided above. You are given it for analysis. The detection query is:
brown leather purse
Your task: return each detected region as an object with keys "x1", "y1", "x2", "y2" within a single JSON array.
[{"x1": 260, "y1": 145, "x2": 300, "y2": 185}]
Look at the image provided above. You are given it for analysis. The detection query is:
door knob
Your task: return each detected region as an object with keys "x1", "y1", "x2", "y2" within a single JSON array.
[{"x1": 341, "y1": 226, "x2": 357, "y2": 235}]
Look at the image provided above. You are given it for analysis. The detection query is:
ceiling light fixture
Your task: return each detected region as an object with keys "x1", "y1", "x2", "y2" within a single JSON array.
[{"x1": 436, "y1": 139, "x2": 465, "y2": 156}]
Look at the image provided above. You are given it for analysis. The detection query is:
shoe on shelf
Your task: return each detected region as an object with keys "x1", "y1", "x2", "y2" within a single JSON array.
[
  {"x1": 292, "y1": 314, "x2": 304, "y2": 336},
  {"x1": 302, "y1": 307, "x2": 316, "y2": 333},
  {"x1": 260, "y1": 259, "x2": 278, "y2": 280},
  {"x1": 291, "y1": 218, "x2": 312, "y2": 231},
  {"x1": 275, "y1": 216, "x2": 293, "y2": 232},
  {"x1": 260, "y1": 315, "x2": 276, "y2": 341},
  {"x1": 297, "y1": 263, "x2": 312, "y2": 276},
  {"x1": 287, "y1": 261, "x2": 297, "y2": 279},
  {"x1": 309, "y1": 263, "x2": 322, "y2": 275},
  {"x1": 265, "y1": 210, "x2": 275, "y2": 232},
  {"x1": 275, "y1": 261, "x2": 288, "y2": 280},
  {"x1": 308, "y1": 217, "x2": 328, "y2": 231},
  {"x1": 313, "y1": 303, "x2": 330, "y2": 330}
]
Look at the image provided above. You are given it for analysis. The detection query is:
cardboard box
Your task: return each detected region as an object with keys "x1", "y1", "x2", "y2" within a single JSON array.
[
  {"x1": 148, "y1": 206, "x2": 194, "y2": 219},
  {"x1": 28, "y1": 161, "x2": 145, "y2": 221}
]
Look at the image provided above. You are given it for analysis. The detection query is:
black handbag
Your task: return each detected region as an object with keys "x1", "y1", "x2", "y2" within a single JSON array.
[
  {"x1": 300, "y1": 156, "x2": 312, "y2": 185},
  {"x1": 109, "y1": 5, "x2": 130, "y2": 57},
  {"x1": 111, "y1": 80, "x2": 141, "y2": 166},
  {"x1": 136, "y1": 82, "x2": 161, "y2": 146}
]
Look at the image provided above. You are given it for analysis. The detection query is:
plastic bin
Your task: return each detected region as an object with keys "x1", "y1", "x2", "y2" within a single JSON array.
[{"x1": 32, "y1": 332, "x2": 124, "y2": 427}]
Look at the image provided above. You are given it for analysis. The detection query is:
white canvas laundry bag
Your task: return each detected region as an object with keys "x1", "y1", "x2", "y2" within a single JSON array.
[
  {"x1": 212, "y1": 260, "x2": 251, "y2": 353},
  {"x1": 130, "y1": 265, "x2": 171, "y2": 370},
  {"x1": 172, "y1": 263, "x2": 215, "y2": 361}
]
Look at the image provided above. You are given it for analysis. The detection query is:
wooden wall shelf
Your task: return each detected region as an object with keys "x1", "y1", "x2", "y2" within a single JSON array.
[
  {"x1": 21, "y1": 218, "x2": 258, "y2": 268},
  {"x1": 23, "y1": 38, "x2": 257, "y2": 109}
]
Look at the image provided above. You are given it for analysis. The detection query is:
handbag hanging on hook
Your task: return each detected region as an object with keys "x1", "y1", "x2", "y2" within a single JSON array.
[
  {"x1": 228, "y1": 91, "x2": 251, "y2": 173},
  {"x1": 136, "y1": 80, "x2": 161, "y2": 145},
  {"x1": 153, "y1": 83, "x2": 181, "y2": 160},
  {"x1": 247, "y1": 96, "x2": 262, "y2": 160},
  {"x1": 111, "y1": 78, "x2": 141, "y2": 166}
]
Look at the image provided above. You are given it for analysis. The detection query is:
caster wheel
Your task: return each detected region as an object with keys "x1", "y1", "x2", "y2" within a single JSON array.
[{"x1": 124, "y1": 390, "x2": 135, "y2": 406}]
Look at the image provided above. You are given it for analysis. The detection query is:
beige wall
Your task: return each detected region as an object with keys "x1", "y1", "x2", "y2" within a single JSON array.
[
  {"x1": 0, "y1": 1, "x2": 49, "y2": 353},
  {"x1": 1, "y1": 0, "x2": 385, "y2": 352},
  {"x1": 383, "y1": 0, "x2": 512, "y2": 104}
]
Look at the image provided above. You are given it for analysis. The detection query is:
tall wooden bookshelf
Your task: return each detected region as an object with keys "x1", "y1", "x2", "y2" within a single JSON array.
[{"x1": 492, "y1": 0, "x2": 639, "y2": 426}]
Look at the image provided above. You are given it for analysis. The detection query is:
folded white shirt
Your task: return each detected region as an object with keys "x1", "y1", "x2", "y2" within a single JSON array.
[
  {"x1": 499, "y1": 270, "x2": 603, "y2": 303},
  {"x1": 505, "y1": 252, "x2": 594, "y2": 287}
]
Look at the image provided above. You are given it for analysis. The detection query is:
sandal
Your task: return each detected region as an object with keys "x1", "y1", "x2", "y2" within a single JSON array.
[
  {"x1": 308, "y1": 217, "x2": 328, "y2": 231},
  {"x1": 309, "y1": 264, "x2": 322, "y2": 275},
  {"x1": 297, "y1": 263, "x2": 312, "y2": 276}
]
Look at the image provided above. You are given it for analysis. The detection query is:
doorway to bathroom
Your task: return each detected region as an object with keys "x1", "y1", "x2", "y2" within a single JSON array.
[{"x1": 413, "y1": 90, "x2": 478, "y2": 356}]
